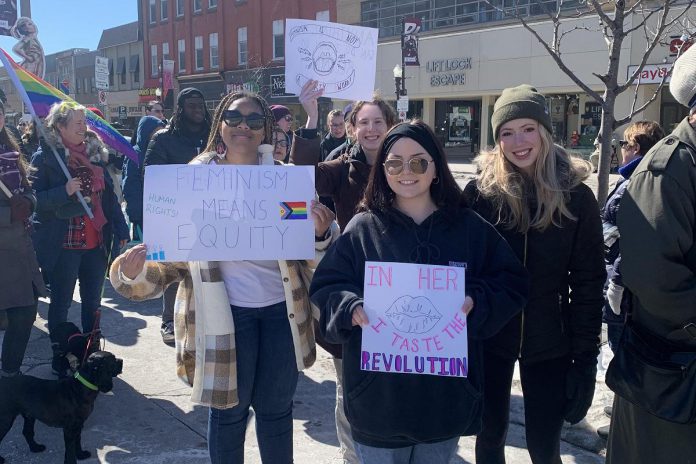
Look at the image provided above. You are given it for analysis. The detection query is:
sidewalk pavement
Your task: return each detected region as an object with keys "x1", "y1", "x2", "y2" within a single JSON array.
[{"x1": 0, "y1": 164, "x2": 617, "y2": 463}]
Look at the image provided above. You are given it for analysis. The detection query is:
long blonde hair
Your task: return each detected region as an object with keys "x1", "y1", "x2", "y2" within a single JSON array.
[{"x1": 475, "y1": 125, "x2": 591, "y2": 232}]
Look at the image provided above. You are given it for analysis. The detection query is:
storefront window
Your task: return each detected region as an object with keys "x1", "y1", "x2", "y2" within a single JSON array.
[
  {"x1": 660, "y1": 86, "x2": 688, "y2": 133},
  {"x1": 580, "y1": 101, "x2": 601, "y2": 147},
  {"x1": 435, "y1": 100, "x2": 480, "y2": 153}
]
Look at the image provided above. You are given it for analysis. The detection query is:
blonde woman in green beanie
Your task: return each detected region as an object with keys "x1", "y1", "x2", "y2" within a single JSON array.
[{"x1": 462, "y1": 84, "x2": 605, "y2": 464}]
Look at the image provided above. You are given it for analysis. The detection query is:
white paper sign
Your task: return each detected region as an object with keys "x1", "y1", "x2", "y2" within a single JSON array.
[
  {"x1": 143, "y1": 165, "x2": 316, "y2": 261},
  {"x1": 284, "y1": 19, "x2": 378, "y2": 101},
  {"x1": 361, "y1": 262, "x2": 468, "y2": 377}
]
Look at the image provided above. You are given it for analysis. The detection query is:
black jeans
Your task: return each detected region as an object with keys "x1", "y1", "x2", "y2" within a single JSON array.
[
  {"x1": 475, "y1": 351, "x2": 571, "y2": 464},
  {"x1": 1, "y1": 303, "x2": 37, "y2": 374}
]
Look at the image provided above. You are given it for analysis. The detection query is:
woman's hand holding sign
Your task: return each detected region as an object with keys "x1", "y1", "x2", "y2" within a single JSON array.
[
  {"x1": 312, "y1": 200, "x2": 334, "y2": 238},
  {"x1": 461, "y1": 296, "x2": 474, "y2": 315}
]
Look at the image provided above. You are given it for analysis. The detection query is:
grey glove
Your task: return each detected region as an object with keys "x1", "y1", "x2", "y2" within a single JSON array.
[{"x1": 606, "y1": 281, "x2": 624, "y2": 316}]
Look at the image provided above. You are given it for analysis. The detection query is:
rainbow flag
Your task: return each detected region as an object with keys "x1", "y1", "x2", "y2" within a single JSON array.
[
  {"x1": 0, "y1": 49, "x2": 138, "y2": 164},
  {"x1": 280, "y1": 201, "x2": 308, "y2": 220}
]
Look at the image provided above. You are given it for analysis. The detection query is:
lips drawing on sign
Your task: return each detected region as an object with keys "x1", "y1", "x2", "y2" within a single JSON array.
[{"x1": 385, "y1": 295, "x2": 442, "y2": 334}]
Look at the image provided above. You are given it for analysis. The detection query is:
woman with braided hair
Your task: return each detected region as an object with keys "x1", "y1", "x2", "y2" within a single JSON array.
[{"x1": 111, "y1": 91, "x2": 338, "y2": 464}]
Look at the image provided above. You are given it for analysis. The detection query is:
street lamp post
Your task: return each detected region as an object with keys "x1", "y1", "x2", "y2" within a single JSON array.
[{"x1": 393, "y1": 64, "x2": 402, "y2": 103}]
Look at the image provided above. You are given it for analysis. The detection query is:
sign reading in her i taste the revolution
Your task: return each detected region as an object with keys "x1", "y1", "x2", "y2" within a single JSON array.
[
  {"x1": 143, "y1": 164, "x2": 316, "y2": 261},
  {"x1": 361, "y1": 262, "x2": 468, "y2": 377}
]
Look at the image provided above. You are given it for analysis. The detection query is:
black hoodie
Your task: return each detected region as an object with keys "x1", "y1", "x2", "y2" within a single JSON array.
[{"x1": 310, "y1": 207, "x2": 528, "y2": 448}]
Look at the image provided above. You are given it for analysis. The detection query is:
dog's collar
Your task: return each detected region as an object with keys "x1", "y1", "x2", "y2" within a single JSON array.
[{"x1": 74, "y1": 372, "x2": 99, "y2": 391}]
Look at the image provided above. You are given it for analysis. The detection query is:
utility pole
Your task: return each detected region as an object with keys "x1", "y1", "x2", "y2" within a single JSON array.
[{"x1": 20, "y1": 0, "x2": 31, "y2": 18}]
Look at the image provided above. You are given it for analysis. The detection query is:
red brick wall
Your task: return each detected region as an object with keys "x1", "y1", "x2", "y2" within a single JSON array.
[{"x1": 142, "y1": 0, "x2": 336, "y2": 89}]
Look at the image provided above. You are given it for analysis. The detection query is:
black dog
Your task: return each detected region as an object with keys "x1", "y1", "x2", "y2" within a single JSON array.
[{"x1": 0, "y1": 351, "x2": 123, "y2": 464}]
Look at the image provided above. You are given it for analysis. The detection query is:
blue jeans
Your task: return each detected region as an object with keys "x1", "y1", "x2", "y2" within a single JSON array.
[
  {"x1": 208, "y1": 302, "x2": 299, "y2": 464},
  {"x1": 47, "y1": 247, "x2": 107, "y2": 337},
  {"x1": 356, "y1": 437, "x2": 459, "y2": 464}
]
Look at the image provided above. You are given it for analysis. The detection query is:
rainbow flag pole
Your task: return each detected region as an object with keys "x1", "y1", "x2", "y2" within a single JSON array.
[{"x1": 0, "y1": 49, "x2": 95, "y2": 218}]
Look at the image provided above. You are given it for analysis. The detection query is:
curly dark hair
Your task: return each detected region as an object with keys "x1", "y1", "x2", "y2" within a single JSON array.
[{"x1": 204, "y1": 92, "x2": 275, "y2": 153}]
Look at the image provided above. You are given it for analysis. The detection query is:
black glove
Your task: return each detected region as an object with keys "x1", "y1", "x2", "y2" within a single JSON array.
[
  {"x1": 564, "y1": 359, "x2": 597, "y2": 424},
  {"x1": 9, "y1": 194, "x2": 31, "y2": 223}
]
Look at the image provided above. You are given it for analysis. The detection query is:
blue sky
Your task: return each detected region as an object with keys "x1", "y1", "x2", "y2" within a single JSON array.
[{"x1": 0, "y1": 0, "x2": 138, "y2": 58}]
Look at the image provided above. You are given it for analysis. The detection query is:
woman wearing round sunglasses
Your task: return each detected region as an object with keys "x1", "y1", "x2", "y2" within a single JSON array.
[
  {"x1": 110, "y1": 92, "x2": 337, "y2": 464},
  {"x1": 310, "y1": 120, "x2": 528, "y2": 464}
]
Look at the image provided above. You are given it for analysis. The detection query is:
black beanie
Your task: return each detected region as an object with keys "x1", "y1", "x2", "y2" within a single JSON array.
[
  {"x1": 177, "y1": 87, "x2": 204, "y2": 106},
  {"x1": 491, "y1": 84, "x2": 552, "y2": 140}
]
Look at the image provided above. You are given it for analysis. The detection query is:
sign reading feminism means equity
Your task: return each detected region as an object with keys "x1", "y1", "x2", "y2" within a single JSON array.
[
  {"x1": 284, "y1": 19, "x2": 378, "y2": 101},
  {"x1": 361, "y1": 262, "x2": 468, "y2": 377},
  {"x1": 142, "y1": 165, "x2": 316, "y2": 261}
]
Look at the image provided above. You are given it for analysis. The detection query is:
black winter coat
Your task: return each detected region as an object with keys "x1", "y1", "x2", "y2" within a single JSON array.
[
  {"x1": 30, "y1": 142, "x2": 129, "y2": 274},
  {"x1": 463, "y1": 181, "x2": 605, "y2": 364},
  {"x1": 144, "y1": 126, "x2": 208, "y2": 166}
]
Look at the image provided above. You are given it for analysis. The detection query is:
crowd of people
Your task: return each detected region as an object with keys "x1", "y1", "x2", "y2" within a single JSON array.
[{"x1": 0, "y1": 43, "x2": 695, "y2": 464}]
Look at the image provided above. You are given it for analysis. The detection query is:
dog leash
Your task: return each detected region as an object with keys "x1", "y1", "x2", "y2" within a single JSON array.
[{"x1": 82, "y1": 309, "x2": 103, "y2": 366}]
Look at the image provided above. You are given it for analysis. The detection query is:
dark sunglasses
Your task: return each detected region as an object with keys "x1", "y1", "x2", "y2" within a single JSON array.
[
  {"x1": 383, "y1": 157, "x2": 433, "y2": 176},
  {"x1": 223, "y1": 110, "x2": 266, "y2": 130},
  {"x1": 283, "y1": 115, "x2": 293, "y2": 122},
  {"x1": 618, "y1": 140, "x2": 629, "y2": 148}
]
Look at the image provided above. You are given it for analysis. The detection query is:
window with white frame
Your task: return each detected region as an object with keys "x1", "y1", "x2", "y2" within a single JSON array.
[
  {"x1": 273, "y1": 20, "x2": 284, "y2": 60},
  {"x1": 149, "y1": 0, "x2": 156, "y2": 24},
  {"x1": 316, "y1": 10, "x2": 330, "y2": 21},
  {"x1": 238, "y1": 27, "x2": 248, "y2": 65},
  {"x1": 162, "y1": 42, "x2": 170, "y2": 60},
  {"x1": 209, "y1": 0, "x2": 218, "y2": 8},
  {"x1": 178, "y1": 39, "x2": 186, "y2": 72},
  {"x1": 151, "y1": 44, "x2": 158, "y2": 77},
  {"x1": 195, "y1": 36, "x2": 204, "y2": 70},
  {"x1": 193, "y1": 0, "x2": 201, "y2": 12},
  {"x1": 176, "y1": 0, "x2": 184, "y2": 16},
  {"x1": 161, "y1": 0, "x2": 169, "y2": 20},
  {"x1": 209, "y1": 33, "x2": 219, "y2": 68}
]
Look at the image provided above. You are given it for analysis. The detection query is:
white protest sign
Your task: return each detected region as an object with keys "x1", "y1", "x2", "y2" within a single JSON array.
[
  {"x1": 361, "y1": 262, "x2": 468, "y2": 377},
  {"x1": 284, "y1": 19, "x2": 378, "y2": 101},
  {"x1": 143, "y1": 165, "x2": 316, "y2": 261}
]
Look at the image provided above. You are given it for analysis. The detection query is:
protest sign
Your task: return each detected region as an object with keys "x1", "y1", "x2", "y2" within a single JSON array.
[
  {"x1": 143, "y1": 164, "x2": 316, "y2": 261},
  {"x1": 284, "y1": 19, "x2": 378, "y2": 101},
  {"x1": 361, "y1": 262, "x2": 468, "y2": 377}
]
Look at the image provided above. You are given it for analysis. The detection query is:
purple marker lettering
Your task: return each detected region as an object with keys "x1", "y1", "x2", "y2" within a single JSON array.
[
  {"x1": 415, "y1": 356, "x2": 425, "y2": 373},
  {"x1": 403, "y1": 356, "x2": 413, "y2": 373},
  {"x1": 361, "y1": 351, "x2": 370, "y2": 370},
  {"x1": 438, "y1": 357, "x2": 449, "y2": 375},
  {"x1": 383, "y1": 353, "x2": 393, "y2": 371},
  {"x1": 391, "y1": 332, "x2": 404, "y2": 347},
  {"x1": 371, "y1": 352, "x2": 381, "y2": 371},
  {"x1": 427, "y1": 356, "x2": 438, "y2": 374},
  {"x1": 395, "y1": 355, "x2": 402, "y2": 371}
]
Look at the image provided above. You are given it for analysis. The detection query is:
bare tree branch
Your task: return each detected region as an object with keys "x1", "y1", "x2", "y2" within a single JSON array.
[{"x1": 618, "y1": 2, "x2": 694, "y2": 92}]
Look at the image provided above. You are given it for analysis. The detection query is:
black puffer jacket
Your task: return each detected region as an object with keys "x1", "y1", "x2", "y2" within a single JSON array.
[
  {"x1": 144, "y1": 126, "x2": 208, "y2": 166},
  {"x1": 463, "y1": 180, "x2": 605, "y2": 364}
]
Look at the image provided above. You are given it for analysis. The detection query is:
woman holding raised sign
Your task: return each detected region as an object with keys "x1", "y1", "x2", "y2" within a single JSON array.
[
  {"x1": 463, "y1": 85, "x2": 605, "y2": 464},
  {"x1": 310, "y1": 120, "x2": 528, "y2": 463},
  {"x1": 110, "y1": 91, "x2": 338, "y2": 464}
]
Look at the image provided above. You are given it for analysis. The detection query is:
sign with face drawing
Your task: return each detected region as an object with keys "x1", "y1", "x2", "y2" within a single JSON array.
[
  {"x1": 361, "y1": 262, "x2": 468, "y2": 377},
  {"x1": 284, "y1": 19, "x2": 378, "y2": 101}
]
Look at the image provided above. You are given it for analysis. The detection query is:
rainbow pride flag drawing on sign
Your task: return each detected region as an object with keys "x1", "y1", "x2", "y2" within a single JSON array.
[
  {"x1": 280, "y1": 201, "x2": 308, "y2": 220},
  {"x1": 0, "y1": 49, "x2": 138, "y2": 164}
]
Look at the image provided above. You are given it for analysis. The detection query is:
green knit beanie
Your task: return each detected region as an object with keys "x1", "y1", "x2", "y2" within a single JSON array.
[{"x1": 491, "y1": 84, "x2": 552, "y2": 140}]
